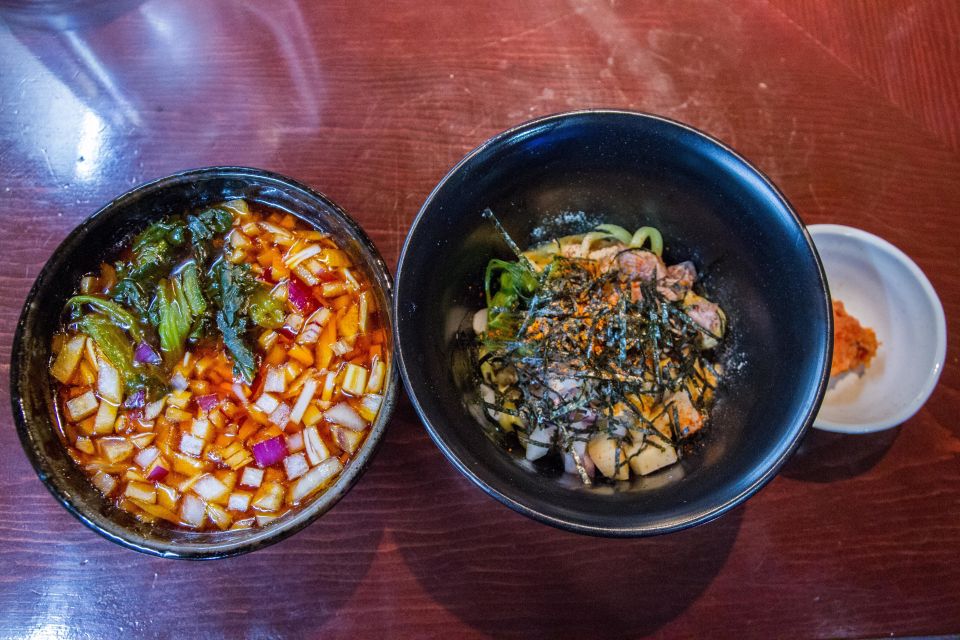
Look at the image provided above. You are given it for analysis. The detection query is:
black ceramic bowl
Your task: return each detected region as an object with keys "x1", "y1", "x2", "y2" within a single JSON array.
[
  {"x1": 11, "y1": 167, "x2": 399, "y2": 558},
  {"x1": 395, "y1": 110, "x2": 831, "y2": 536}
]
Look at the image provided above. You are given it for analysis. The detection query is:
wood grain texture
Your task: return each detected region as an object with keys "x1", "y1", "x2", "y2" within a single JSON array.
[{"x1": 1, "y1": 0, "x2": 958, "y2": 638}]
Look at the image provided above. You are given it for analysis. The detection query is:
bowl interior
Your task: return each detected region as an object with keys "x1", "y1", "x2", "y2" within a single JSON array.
[
  {"x1": 810, "y1": 225, "x2": 946, "y2": 433},
  {"x1": 12, "y1": 167, "x2": 398, "y2": 558},
  {"x1": 396, "y1": 112, "x2": 831, "y2": 534}
]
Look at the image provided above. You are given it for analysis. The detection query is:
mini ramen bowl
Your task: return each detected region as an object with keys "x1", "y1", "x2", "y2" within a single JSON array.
[
  {"x1": 809, "y1": 224, "x2": 946, "y2": 433},
  {"x1": 10, "y1": 166, "x2": 398, "y2": 559},
  {"x1": 395, "y1": 110, "x2": 832, "y2": 536}
]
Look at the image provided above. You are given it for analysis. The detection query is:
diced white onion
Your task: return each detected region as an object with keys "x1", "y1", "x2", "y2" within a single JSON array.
[
  {"x1": 134, "y1": 446, "x2": 160, "y2": 469},
  {"x1": 170, "y1": 372, "x2": 189, "y2": 391},
  {"x1": 254, "y1": 392, "x2": 280, "y2": 414},
  {"x1": 240, "y1": 467, "x2": 264, "y2": 488},
  {"x1": 65, "y1": 391, "x2": 99, "y2": 422},
  {"x1": 283, "y1": 453, "x2": 309, "y2": 480},
  {"x1": 289, "y1": 458, "x2": 343, "y2": 504},
  {"x1": 286, "y1": 431, "x2": 304, "y2": 453},
  {"x1": 228, "y1": 492, "x2": 252, "y2": 512},
  {"x1": 97, "y1": 359, "x2": 123, "y2": 405},
  {"x1": 91, "y1": 471, "x2": 117, "y2": 495},
  {"x1": 181, "y1": 494, "x2": 206, "y2": 528},
  {"x1": 191, "y1": 418, "x2": 212, "y2": 441},
  {"x1": 303, "y1": 426, "x2": 330, "y2": 465},
  {"x1": 324, "y1": 403, "x2": 366, "y2": 431},
  {"x1": 193, "y1": 474, "x2": 230, "y2": 502},
  {"x1": 143, "y1": 398, "x2": 165, "y2": 420},
  {"x1": 180, "y1": 433, "x2": 205, "y2": 457},
  {"x1": 289, "y1": 376, "x2": 319, "y2": 425},
  {"x1": 268, "y1": 402, "x2": 291, "y2": 429},
  {"x1": 263, "y1": 367, "x2": 286, "y2": 393}
]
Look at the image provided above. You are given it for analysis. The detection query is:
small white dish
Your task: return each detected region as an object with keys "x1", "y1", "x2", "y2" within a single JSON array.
[{"x1": 808, "y1": 224, "x2": 946, "y2": 433}]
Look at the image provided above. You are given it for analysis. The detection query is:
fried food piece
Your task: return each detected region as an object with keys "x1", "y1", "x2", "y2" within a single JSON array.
[{"x1": 831, "y1": 300, "x2": 878, "y2": 376}]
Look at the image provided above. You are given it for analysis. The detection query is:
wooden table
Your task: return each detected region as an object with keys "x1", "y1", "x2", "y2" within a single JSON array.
[{"x1": 1, "y1": 1, "x2": 958, "y2": 638}]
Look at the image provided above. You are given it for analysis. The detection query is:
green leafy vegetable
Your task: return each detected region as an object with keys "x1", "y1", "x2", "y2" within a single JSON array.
[
  {"x1": 111, "y1": 219, "x2": 186, "y2": 315},
  {"x1": 186, "y1": 207, "x2": 234, "y2": 267},
  {"x1": 209, "y1": 261, "x2": 258, "y2": 383},
  {"x1": 180, "y1": 262, "x2": 207, "y2": 316},
  {"x1": 78, "y1": 315, "x2": 165, "y2": 399},
  {"x1": 484, "y1": 259, "x2": 537, "y2": 336},
  {"x1": 67, "y1": 295, "x2": 145, "y2": 342}
]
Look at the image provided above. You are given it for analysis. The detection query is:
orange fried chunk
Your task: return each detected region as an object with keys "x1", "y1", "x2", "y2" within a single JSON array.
[{"x1": 830, "y1": 300, "x2": 878, "y2": 376}]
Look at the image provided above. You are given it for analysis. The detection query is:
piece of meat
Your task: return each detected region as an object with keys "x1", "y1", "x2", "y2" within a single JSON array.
[
  {"x1": 655, "y1": 390, "x2": 704, "y2": 437},
  {"x1": 616, "y1": 250, "x2": 667, "y2": 281},
  {"x1": 683, "y1": 292, "x2": 725, "y2": 347},
  {"x1": 657, "y1": 261, "x2": 697, "y2": 301},
  {"x1": 587, "y1": 245, "x2": 623, "y2": 272}
]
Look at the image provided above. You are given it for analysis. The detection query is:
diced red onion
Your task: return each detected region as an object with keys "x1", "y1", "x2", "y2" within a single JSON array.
[
  {"x1": 287, "y1": 279, "x2": 316, "y2": 314},
  {"x1": 195, "y1": 394, "x2": 219, "y2": 412},
  {"x1": 262, "y1": 266, "x2": 273, "y2": 281},
  {"x1": 146, "y1": 457, "x2": 169, "y2": 481},
  {"x1": 252, "y1": 435, "x2": 287, "y2": 467},
  {"x1": 123, "y1": 389, "x2": 146, "y2": 410},
  {"x1": 134, "y1": 341, "x2": 162, "y2": 365}
]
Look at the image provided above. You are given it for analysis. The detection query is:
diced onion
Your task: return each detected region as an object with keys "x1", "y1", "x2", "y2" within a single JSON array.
[
  {"x1": 124, "y1": 481, "x2": 157, "y2": 504},
  {"x1": 91, "y1": 471, "x2": 117, "y2": 495},
  {"x1": 263, "y1": 367, "x2": 286, "y2": 393},
  {"x1": 134, "y1": 446, "x2": 160, "y2": 469},
  {"x1": 286, "y1": 431, "x2": 304, "y2": 453},
  {"x1": 228, "y1": 491, "x2": 252, "y2": 512},
  {"x1": 251, "y1": 482, "x2": 284, "y2": 511},
  {"x1": 357, "y1": 394, "x2": 383, "y2": 422},
  {"x1": 268, "y1": 402, "x2": 291, "y2": 429},
  {"x1": 289, "y1": 376, "x2": 319, "y2": 425},
  {"x1": 324, "y1": 403, "x2": 366, "y2": 431},
  {"x1": 283, "y1": 453, "x2": 309, "y2": 480},
  {"x1": 193, "y1": 474, "x2": 230, "y2": 502},
  {"x1": 181, "y1": 494, "x2": 206, "y2": 528},
  {"x1": 341, "y1": 364, "x2": 368, "y2": 397},
  {"x1": 252, "y1": 436, "x2": 287, "y2": 467},
  {"x1": 289, "y1": 458, "x2": 343, "y2": 504},
  {"x1": 97, "y1": 359, "x2": 123, "y2": 404},
  {"x1": 240, "y1": 467, "x2": 264, "y2": 488},
  {"x1": 66, "y1": 391, "x2": 99, "y2": 422},
  {"x1": 254, "y1": 392, "x2": 280, "y2": 414},
  {"x1": 303, "y1": 426, "x2": 330, "y2": 465},
  {"x1": 100, "y1": 437, "x2": 134, "y2": 463},
  {"x1": 170, "y1": 372, "x2": 189, "y2": 391},
  {"x1": 180, "y1": 433, "x2": 205, "y2": 457},
  {"x1": 143, "y1": 398, "x2": 165, "y2": 420},
  {"x1": 51, "y1": 335, "x2": 85, "y2": 384}
]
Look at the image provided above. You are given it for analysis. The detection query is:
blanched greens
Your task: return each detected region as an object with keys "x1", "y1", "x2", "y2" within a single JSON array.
[{"x1": 65, "y1": 199, "x2": 286, "y2": 394}]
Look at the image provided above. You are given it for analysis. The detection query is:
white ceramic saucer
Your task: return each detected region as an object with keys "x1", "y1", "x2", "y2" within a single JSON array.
[{"x1": 809, "y1": 224, "x2": 946, "y2": 433}]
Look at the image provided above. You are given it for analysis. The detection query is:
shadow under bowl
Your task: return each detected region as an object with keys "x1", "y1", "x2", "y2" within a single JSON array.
[
  {"x1": 11, "y1": 166, "x2": 399, "y2": 559},
  {"x1": 395, "y1": 110, "x2": 831, "y2": 536}
]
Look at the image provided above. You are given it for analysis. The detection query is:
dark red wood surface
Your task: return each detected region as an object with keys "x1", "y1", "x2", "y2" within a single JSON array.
[{"x1": 1, "y1": 1, "x2": 958, "y2": 638}]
